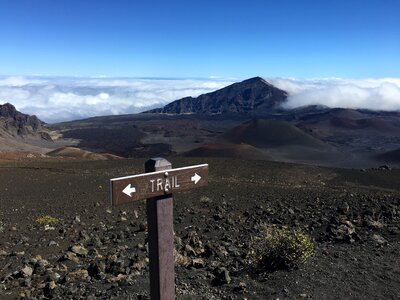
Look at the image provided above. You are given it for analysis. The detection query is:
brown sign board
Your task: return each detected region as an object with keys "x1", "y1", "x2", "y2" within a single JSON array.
[{"x1": 110, "y1": 163, "x2": 208, "y2": 205}]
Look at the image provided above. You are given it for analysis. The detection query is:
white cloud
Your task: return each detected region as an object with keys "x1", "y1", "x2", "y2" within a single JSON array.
[
  {"x1": 0, "y1": 76, "x2": 47, "y2": 87},
  {"x1": 0, "y1": 76, "x2": 234, "y2": 123},
  {"x1": 268, "y1": 77, "x2": 400, "y2": 111},
  {"x1": 1, "y1": 75, "x2": 400, "y2": 123}
]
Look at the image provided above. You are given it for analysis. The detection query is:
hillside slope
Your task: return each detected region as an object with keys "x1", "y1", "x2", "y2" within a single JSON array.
[
  {"x1": 0, "y1": 103, "x2": 59, "y2": 152},
  {"x1": 145, "y1": 77, "x2": 287, "y2": 114},
  {"x1": 223, "y1": 119, "x2": 329, "y2": 149},
  {"x1": 46, "y1": 147, "x2": 123, "y2": 160},
  {"x1": 0, "y1": 103, "x2": 49, "y2": 138}
]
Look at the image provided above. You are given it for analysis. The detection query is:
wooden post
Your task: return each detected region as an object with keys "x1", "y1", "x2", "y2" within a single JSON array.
[
  {"x1": 110, "y1": 159, "x2": 208, "y2": 298},
  {"x1": 145, "y1": 158, "x2": 175, "y2": 300}
]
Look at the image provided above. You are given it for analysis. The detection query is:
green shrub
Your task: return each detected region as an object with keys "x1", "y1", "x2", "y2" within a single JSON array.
[
  {"x1": 36, "y1": 215, "x2": 60, "y2": 226},
  {"x1": 248, "y1": 224, "x2": 315, "y2": 271}
]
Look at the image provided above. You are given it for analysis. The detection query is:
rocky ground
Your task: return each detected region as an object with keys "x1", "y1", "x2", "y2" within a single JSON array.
[{"x1": 0, "y1": 157, "x2": 399, "y2": 299}]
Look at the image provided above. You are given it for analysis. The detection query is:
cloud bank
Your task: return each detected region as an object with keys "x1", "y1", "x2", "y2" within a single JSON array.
[
  {"x1": 0, "y1": 76, "x2": 400, "y2": 123},
  {"x1": 269, "y1": 78, "x2": 400, "y2": 111},
  {"x1": 0, "y1": 76, "x2": 234, "y2": 123}
]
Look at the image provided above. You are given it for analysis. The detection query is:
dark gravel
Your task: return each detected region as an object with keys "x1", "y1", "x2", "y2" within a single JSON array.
[{"x1": 0, "y1": 157, "x2": 399, "y2": 299}]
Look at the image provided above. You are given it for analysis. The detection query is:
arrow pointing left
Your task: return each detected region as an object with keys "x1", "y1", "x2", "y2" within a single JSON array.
[{"x1": 123, "y1": 184, "x2": 136, "y2": 197}]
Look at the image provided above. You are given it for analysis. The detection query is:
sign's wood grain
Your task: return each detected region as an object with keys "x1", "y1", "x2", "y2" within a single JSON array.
[
  {"x1": 110, "y1": 164, "x2": 208, "y2": 206},
  {"x1": 146, "y1": 158, "x2": 175, "y2": 300},
  {"x1": 109, "y1": 158, "x2": 209, "y2": 300}
]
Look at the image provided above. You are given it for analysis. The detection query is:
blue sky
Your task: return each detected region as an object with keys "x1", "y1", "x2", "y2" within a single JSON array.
[
  {"x1": 1, "y1": 1, "x2": 400, "y2": 122},
  {"x1": 0, "y1": 0, "x2": 399, "y2": 78}
]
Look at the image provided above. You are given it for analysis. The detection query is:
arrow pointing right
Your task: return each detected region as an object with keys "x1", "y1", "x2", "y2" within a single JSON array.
[
  {"x1": 123, "y1": 184, "x2": 136, "y2": 197},
  {"x1": 191, "y1": 173, "x2": 201, "y2": 184}
]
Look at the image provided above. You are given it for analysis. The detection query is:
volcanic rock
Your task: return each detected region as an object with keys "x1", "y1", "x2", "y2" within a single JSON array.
[
  {"x1": 62, "y1": 251, "x2": 80, "y2": 263},
  {"x1": 371, "y1": 234, "x2": 388, "y2": 246},
  {"x1": 0, "y1": 103, "x2": 43, "y2": 134},
  {"x1": 1, "y1": 156, "x2": 400, "y2": 299},
  {"x1": 212, "y1": 267, "x2": 231, "y2": 285},
  {"x1": 191, "y1": 258, "x2": 206, "y2": 268},
  {"x1": 234, "y1": 282, "x2": 247, "y2": 293},
  {"x1": 65, "y1": 269, "x2": 89, "y2": 282},
  {"x1": 20, "y1": 266, "x2": 33, "y2": 277},
  {"x1": 327, "y1": 219, "x2": 358, "y2": 243},
  {"x1": 145, "y1": 77, "x2": 287, "y2": 114},
  {"x1": 70, "y1": 244, "x2": 89, "y2": 256}
]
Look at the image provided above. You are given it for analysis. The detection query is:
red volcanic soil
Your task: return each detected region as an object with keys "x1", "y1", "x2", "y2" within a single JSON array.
[
  {"x1": 0, "y1": 152, "x2": 43, "y2": 161},
  {"x1": 224, "y1": 119, "x2": 329, "y2": 149},
  {"x1": 0, "y1": 157, "x2": 399, "y2": 299},
  {"x1": 46, "y1": 147, "x2": 123, "y2": 160}
]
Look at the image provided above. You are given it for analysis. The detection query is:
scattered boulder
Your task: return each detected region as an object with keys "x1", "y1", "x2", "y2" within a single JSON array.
[
  {"x1": 70, "y1": 244, "x2": 89, "y2": 256},
  {"x1": 65, "y1": 269, "x2": 89, "y2": 282},
  {"x1": 212, "y1": 267, "x2": 231, "y2": 286},
  {"x1": 371, "y1": 234, "x2": 388, "y2": 246},
  {"x1": 327, "y1": 219, "x2": 358, "y2": 243},
  {"x1": 20, "y1": 265, "x2": 33, "y2": 277}
]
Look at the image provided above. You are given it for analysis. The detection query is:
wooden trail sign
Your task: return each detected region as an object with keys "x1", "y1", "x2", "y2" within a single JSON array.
[
  {"x1": 110, "y1": 162, "x2": 208, "y2": 205},
  {"x1": 109, "y1": 158, "x2": 209, "y2": 300}
]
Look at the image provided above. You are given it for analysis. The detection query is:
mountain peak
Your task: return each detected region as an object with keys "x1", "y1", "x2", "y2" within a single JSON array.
[
  {"x1": 0, "y1": 102, "x2": 45, "y2": 136},
  {"x1": 240, "y1": 76, "x2": 269, "y2": 84},
  {"x1": 0, "y1": 102, "x2": 18, "y2": 118},
  {"x1": 145, "y1": 77, "x2": 287, "y2": 114}
]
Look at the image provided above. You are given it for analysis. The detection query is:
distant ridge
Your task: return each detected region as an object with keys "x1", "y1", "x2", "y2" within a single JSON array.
[
  {"x1": 0, "y1": 102, "x2": 53, "y2": 141},
  {"x1": 0, "y1": 103, "x2": 45, "y2": 137},
  {"x1": 0, "y1": 102, "x2": 56, "y2": 153},
  {"x1": 145, "y1": 77, "x2": 287, "y2": 114}
]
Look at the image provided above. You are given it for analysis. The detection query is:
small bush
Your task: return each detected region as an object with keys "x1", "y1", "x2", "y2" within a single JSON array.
[
  {"x1": 36, "y1": 215, "x2": 60, "y2": 226},
  {"x1": 248, "y1": 224, "x2": 315, "y2": 271}
]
